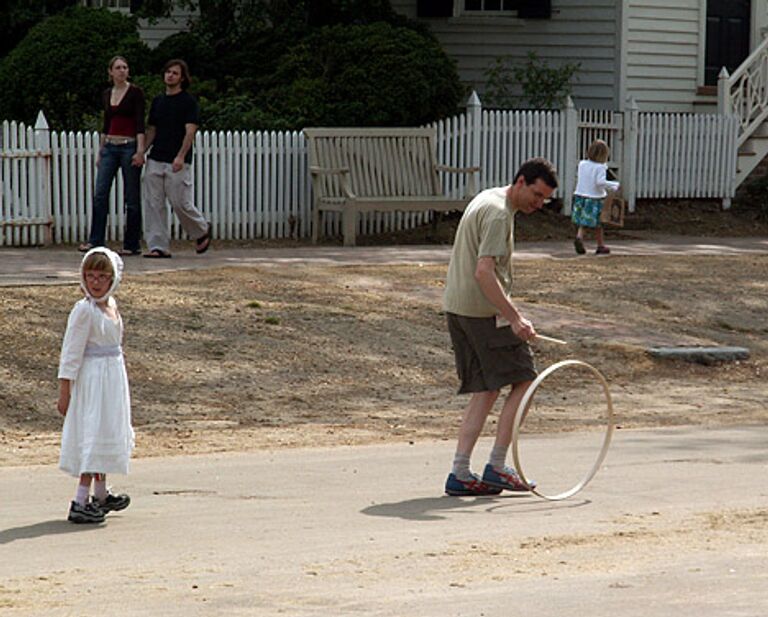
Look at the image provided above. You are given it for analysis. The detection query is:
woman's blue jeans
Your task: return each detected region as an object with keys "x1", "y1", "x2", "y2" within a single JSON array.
[{"x1": 87, "y1": 142, "x2": 142, "y2": 251}]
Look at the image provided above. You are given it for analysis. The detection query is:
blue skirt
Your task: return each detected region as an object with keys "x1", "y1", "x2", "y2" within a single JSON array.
[{"x1": 571, "y1": 195, "x2": 603, "y2": 228}]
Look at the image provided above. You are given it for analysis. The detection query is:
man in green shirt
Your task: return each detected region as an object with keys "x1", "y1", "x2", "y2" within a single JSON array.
[{"x1": 443, "y1": 158, "x2": 559, "y2": 496}]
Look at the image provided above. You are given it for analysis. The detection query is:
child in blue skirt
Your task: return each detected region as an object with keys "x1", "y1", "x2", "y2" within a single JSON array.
[{"x1": 571, "y1": 139, "x2": 619, "y2": 255}]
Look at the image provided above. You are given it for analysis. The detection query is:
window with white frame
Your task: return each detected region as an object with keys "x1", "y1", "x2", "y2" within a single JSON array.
[
  {"x1": 80, "y1": 0, "x2": 134, "y2": 8},
  {"x1": 416, "y1": 0, "x2": 550, "y2": 19},
  {"x1": 462, "y1": 0, "x2": 521, "y2": 13}
]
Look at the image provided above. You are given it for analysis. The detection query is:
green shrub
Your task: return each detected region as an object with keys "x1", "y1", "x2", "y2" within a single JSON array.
[
  {"x1": 0, "y1": 7, "x2": 150, "y2": 129},
  {"x1": 198, "y1": 92, "x2": 277, "y2": 131},
  {"x1": 129, "y1": 1, "x2": 458, "y2": 131},
  {"x1": 150, "y1": 32, "x2": 216, "y2": 80},
  {"x1": 130, "y1": 73, "x2": 166, "y2": 104},
  {"x1": 258, "y1": 22, "x2": 464, "y2": 128},
  {"x1": 483, "y1": 52, "x2": 580, "y2": 110}
]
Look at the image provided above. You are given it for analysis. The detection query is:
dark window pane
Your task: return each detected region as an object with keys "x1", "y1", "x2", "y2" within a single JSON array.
[
  {"x1": 465, "y1": 0, "x2": 481, "y2": 9},
  {"x1": 502, "y1": 0, "x2": 520, "y2": 9},
  {"x1": 485, "y1": 0, "x2": 502, "y2": 9}
]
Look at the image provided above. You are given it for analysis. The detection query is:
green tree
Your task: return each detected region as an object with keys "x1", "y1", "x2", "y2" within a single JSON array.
[
  {"x1": 256, "y1": 22, "x2": 463, "y2": 129},
  {"x1": 139, "y1": 0, "x2": 463, "y2": 130},
  {"x1": 0, "y1": 0, "x2": 77, "y2": 58},
  {"x1": 0, "y1": 7, "x2": 150, "y2": 129}
]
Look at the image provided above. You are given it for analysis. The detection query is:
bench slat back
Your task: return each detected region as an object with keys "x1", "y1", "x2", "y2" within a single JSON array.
[{"x1": 305, "y1": 128, "x2": 442, "y2": 199}]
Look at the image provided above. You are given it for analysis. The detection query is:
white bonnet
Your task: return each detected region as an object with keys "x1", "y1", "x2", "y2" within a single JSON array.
[{"x1": 79, "y1": 246, "x2": 124, "y2": 302}]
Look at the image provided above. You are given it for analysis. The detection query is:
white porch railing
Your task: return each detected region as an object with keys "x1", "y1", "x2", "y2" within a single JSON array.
[
  {"x1": 718, "y1": 35, "x2": 768, "y2": 147},
  {"x1": 1, "y1": 96, "x2": 739, "y2": 247}
]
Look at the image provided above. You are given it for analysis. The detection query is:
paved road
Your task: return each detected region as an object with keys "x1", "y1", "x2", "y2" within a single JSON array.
[
  {"x1": 1, "y1": 427, "x2": 766, "y2": 616},
  {"x1": 2, "y1": 237, "x2": 766, "y2": 615},
  {"x1": 1, "y1": 234, "x2": 767, "y2": 287}
]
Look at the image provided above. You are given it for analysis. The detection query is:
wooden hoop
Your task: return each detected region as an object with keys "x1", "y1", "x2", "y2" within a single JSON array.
[{"x1": 511, "y1": 359, "x2": 614, "y2": 501}]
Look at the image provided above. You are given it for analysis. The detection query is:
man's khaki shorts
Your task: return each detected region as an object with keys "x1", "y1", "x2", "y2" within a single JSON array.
[{"x1": 446, "y1": 313, "x2": 537, "y2": 394}]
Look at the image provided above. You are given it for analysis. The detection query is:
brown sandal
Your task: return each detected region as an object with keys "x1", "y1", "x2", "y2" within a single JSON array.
[
  {"x1": 143, "y1": 249, "x2": 172, "y2": 259},
  {"x1": 195, "y1": 223, "x2": 212, "y2": 254}
]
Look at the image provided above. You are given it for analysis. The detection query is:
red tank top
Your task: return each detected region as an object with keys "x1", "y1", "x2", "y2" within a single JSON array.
[{"x1": 108, "y1": 108, "x2": 137, "y2": 137}]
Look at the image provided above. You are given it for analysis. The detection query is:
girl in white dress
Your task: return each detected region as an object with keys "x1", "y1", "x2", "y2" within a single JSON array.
[{"x1": 57, "y1": 247, "x2": 135, "y2": 524}]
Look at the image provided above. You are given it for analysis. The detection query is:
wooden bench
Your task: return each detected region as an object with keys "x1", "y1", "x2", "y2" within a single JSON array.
[{"x1": 304, "y1": 127, "x2": 479, "y2": 246}]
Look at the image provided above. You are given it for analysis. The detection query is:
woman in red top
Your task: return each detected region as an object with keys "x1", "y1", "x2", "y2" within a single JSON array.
[{"x1": 79, "y1": 56, "x2": 146, "y2": 255}]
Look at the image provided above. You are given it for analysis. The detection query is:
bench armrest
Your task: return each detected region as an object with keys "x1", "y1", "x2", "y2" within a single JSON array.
[
  {"x1": 309, "y1": 166, "x2": 356, "y2": 200},
  {"x1": 310, "y1": 165, "x2": 350, "y2": 176},
  {"x1": 434, "y1": 164, "x2": 480, "y2": 197}
]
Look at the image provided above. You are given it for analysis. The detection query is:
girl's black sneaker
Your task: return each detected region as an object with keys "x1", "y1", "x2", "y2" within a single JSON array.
[
  {"x1": 68, "y1": 501, "x2": 105, "y2": 524},
  {"x1": 93, "y1": 493, "x2": 131, "y2": 512}
]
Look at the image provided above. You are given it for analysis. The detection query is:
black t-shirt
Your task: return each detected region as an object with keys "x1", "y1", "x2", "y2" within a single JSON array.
[{"x1": 147, "y1": 91, "x2": 200, "y2": 164}]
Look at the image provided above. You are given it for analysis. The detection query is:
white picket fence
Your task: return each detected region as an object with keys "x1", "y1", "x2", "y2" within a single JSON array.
[
  {"x1": 0, "y1": 95, "x2": 739, "y2": 247},
  {"x1": 636, "y1": 112, "x2": 738, "y2": 199},
  {"x1": 0, "y1": 114, "x2": 53, "y2": 247}
]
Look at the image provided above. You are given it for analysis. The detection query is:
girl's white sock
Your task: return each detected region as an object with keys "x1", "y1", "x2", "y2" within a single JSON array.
[
  {"x1": 75, "y1": 484, "x2": 90, "y2": 506},
  {"x1": 93, "y1": 476, "x2": 108, "y2": 501}
]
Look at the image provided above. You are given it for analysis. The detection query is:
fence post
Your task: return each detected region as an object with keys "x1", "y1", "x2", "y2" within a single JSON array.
[
  {"x1": 467, "y1": 90, "x2": 482, "y2": 192},
  {"x1": 717, "y1": 67, "x2": 730, "y2": 115},
  {"x1": 717, "y1": 67, "x2": 735, "y2": 210},
  {"x1": 722, "y1": 114, "x2": 738, "y2": 210},
  {"x1": 34, "y1": 110, "x2": 53, "y2": 245},
  {"x1": 562, "y1": 96, "x2": 577, "y2": 215},
  {"x1": 623, "y1": 97, "x2": 638, "y2": 213}
]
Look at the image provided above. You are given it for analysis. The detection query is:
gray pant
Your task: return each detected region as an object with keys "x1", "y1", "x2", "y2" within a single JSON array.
[{"x1": 143, "y1": 159, "x2": 208, "y2": 253}]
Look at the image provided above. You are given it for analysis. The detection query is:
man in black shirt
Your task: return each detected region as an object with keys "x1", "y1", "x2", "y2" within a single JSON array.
[{"x1": 143, "y1": 59, "x2": 211, "y2": 258}]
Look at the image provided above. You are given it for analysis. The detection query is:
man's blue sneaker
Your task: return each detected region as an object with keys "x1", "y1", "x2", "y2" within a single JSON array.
[
  {"x1": 481, "y1": 464, "x2": 535, "y2": 492},
  {"x1": 445, "y1": 472, "x2": 503, "y2": 497}
]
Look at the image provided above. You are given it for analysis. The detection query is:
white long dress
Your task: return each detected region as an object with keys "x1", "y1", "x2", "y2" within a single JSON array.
[{"x1": 58, "y1": 297, "x2": 134, "y2": 477}]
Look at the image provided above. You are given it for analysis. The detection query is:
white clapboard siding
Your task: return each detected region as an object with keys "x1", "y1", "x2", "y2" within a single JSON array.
[
  {"x1": 624, "y1": 0, "x2": 702, "y2": 112},
  {"x1": 391, "y1": 0, "x2": 620, "y2": 110}
]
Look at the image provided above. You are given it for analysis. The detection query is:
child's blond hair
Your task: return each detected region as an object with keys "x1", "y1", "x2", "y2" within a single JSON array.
[
  {"x1": 586, "y1": 139, "x2": 610, "y2": 163},
  {"x1": 82, "y1": 252, "x2": 114, "y2": 275}
]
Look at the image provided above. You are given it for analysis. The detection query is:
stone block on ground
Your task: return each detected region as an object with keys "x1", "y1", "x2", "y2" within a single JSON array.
[{"x1": 646, "y1": 346, "x2": 750, "y2": 365}]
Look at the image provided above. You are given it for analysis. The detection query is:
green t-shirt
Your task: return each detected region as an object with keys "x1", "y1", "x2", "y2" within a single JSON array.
[{"x1": 443, "y1": 186, "x2": 515, "y2": 317}]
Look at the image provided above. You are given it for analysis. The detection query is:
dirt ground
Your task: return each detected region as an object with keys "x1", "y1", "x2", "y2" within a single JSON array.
[{"x1": 1, "y1": 200, "x2": 766, "y2": 468}]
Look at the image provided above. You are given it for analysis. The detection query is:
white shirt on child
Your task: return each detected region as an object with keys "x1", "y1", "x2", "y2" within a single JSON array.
[{"x1": 574, "y1": 159, "x2": 620, "y2": 198}]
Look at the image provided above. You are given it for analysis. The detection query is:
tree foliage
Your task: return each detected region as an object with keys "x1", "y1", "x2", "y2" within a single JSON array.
[
  {"x1": 0, "y1": 7, "x2": 150, "y2": 129},
  {"x1": 0, "y1": 0, "x2": 464, "y2": 131},
  {"x1": 0, "y1": 0, "x2": 77, "y2": 58},
  {"x1": 257, "y1": 22, "x2": 463, "y2": 129}
]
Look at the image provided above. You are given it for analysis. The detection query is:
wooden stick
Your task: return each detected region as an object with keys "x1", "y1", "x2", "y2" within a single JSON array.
[{"x1": 535, "y1": 334, "x2": 568, "y2": 345}]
